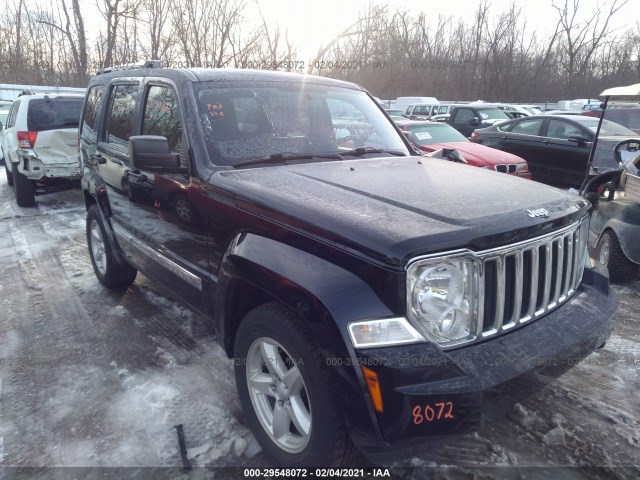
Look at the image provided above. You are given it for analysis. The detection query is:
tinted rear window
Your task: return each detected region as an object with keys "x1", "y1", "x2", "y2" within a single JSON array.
[{"x1": 27, "y1": 97, "x2": 83, "y2": 132}]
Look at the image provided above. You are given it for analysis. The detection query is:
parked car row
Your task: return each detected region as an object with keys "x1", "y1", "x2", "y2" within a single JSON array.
[{"x1": 470, "y1": 114, "x2": 637, "y2": 187}]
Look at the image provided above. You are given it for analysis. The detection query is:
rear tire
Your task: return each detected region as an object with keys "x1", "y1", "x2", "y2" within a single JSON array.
[
  {"x1": 4, "y1": 162, "x2": 13, "y2": 187},
  {"x1": 13, "y1": 166, "x2": 35, "y2": 207},
  {"x1": 234, "y1": 302, "x2": 359, "y2": 467},
  {"x1": 597, "y1": 230, "x2": 639, "y2": 283},
  {"x1": 86, "y1": 205, "x2": 137, "y2": 288}
]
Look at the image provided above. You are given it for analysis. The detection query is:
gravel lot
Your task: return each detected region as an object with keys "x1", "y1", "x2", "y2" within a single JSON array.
[{"x1": 0, "y1": 169, "x2": 638, "y2": 478}]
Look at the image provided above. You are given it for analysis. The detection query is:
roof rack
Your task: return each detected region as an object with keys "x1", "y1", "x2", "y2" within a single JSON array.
[
  {"x1": 18, "y1": 89, "x2": 35, "y2": 97},
  {"x1": 96, "y1": 59, "x2": 164, "y2": 75}
]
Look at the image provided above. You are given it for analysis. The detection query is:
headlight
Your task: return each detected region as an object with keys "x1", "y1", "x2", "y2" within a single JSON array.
[
  {"x1": 516, "y1": 162, "x2": 528, "y2": 172},
  {"x1": 480, "y1": 165, "x2": 492, "y2": 169},
  {"x1": 407, "y1": 257, "x2": 480, "y2": 347},
  {"x1": 348, "y1": 318, "x2": 425, "y2": 348}
]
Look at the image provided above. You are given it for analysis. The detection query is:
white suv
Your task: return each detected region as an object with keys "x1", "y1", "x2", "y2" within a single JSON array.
[{"x1": 1, "y1": 92, "x2": 84, "y2": 206}]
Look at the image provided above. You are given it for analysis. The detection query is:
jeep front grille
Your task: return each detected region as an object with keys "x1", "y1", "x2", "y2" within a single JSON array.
[{"x1": 477, "y1": 220, "x2": 587, "y2": 338}]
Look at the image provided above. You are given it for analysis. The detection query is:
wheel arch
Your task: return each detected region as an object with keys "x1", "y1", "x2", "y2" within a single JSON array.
[
  {"x1": 214, "y1": 233, "x2": 395, "y2": 358},
  {"x1": 213, "y1": 232, "x2": 395, "y2": 450}
]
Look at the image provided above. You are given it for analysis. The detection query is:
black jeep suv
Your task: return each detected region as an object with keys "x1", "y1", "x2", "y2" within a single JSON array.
[{"x1": 79, "y1": 62, "x2": 617, "y2": 466}]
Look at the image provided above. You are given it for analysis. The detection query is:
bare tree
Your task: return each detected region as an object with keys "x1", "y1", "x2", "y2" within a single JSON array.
[{"x1": 552, "y1": 0, "x2": 629, "y2": 94}]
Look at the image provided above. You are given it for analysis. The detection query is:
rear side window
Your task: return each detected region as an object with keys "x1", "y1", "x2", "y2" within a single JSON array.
[
  {"x1": 7, "y1": 100, "x2": 21, "y2": 129},
  {"x1": 509, "y1": 118, "x2": 544, "y2": 135},
  {"x1": 27, "y1": 97, "x2": 83, "y2": 132},
  {"x1": 142, "y1": 85, "x2": 185, "y2": 165},
  {"x1": 81, "y1": 87, "x2": 104, "y2": 143},
  {"x1": 106, "y1": 84, "x2": 139, "y2": 147}
]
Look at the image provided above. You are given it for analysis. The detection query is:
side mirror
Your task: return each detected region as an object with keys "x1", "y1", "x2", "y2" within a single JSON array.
[
  {"x1": 567, "y1": 135, "x2": 590, "y2": 145},
  {"x1": 129, "y1": 135, "x2": 186, "y2": 173},
  {"x1": 469, "y1": 117, "x2": 480, "y2": 126},
  {"x1": 0, "y1": 121, "x2": 3, "y2": 131}
]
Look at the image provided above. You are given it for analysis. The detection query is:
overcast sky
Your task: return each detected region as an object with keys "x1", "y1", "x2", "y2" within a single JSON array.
[{"x1": 258, "y1": 0, "x2": 638, "y2": 61}]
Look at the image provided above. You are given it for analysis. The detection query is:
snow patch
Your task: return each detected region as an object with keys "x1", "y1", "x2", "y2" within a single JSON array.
[
  {"x1": 108, "y1": 306, "x2": 129, "y2": 317},
  {"x1": 9, "y1": 224, "x2": 32, "y2": 259},
  {"x1": 542, "y1": 425, "x2": 566, "y2": 446},
  {"x1": 187, "y1": 442, "x2": 211, "y2": 459}
]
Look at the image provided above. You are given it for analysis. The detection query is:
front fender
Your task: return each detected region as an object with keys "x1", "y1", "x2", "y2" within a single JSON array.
[{"x1": 215, "y1": 232, "x2": 398, "y2": 450}]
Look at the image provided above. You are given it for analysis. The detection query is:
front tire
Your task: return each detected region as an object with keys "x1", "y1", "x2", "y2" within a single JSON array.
[
  {"x1": 234, "y1": 302, "x2": 358, "y2": 467},
  {"x1": 597, "y1": 230, "x2": 639, "y2": 283},
  {"x1": 13, "y1": 166, "x2": 35, "y2": 207},
  {"x1": 86, "y1": 205, "x2": 137, "y2": 288}
]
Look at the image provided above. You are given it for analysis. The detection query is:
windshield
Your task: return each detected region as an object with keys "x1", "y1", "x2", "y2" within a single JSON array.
[
  {"x1": 601, "y1": 108, "x2": 640, "y2": 134},
  {"x1": 194, "y1": 82, "x2": 409, "y2": 166},
  {"x1": 406, "y1": 124, "x2": 468, "y2": 144}
]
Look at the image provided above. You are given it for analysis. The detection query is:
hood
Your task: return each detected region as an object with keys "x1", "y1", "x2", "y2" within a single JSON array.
[
  {"x1": 210, "y1": 157, "x2": 589, "y2": 266},
  {"x1": 419, "y1": 142, "x2": 526, "y2": 167}
]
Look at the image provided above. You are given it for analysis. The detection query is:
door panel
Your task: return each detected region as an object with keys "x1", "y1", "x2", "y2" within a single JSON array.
[{"x1": 127, "y1": 82, "x2": 209, "y2": 312}]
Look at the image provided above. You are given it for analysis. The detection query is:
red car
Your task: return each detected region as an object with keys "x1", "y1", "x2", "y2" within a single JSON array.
[{"x1": 395, "y1": 119, "x2": 531, "y2": 178}]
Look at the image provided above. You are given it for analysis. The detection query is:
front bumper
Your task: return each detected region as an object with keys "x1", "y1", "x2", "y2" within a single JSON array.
[{"x1": 353, "y1": 267, "x2": 617, "y2": 460}]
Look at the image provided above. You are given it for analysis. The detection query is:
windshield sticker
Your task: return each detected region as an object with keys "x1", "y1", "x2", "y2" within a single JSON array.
[
  {"x1": 207, "y1": 103, "x2": 224, "y2": 117},
  {"x1": 415, "y1": 131, "x2": 432, "y2": 140}
]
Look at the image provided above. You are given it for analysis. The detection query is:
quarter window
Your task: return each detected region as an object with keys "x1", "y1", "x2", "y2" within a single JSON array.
[
  {"x1": 81, "y1": 87, "x2": 104, "y2": 143},
  {"x1": 509, "y1": 118, "x2": 544, "y2": 135},
  {"x1": 105, "y1": 84, "x2": 139, "y2": 147},
  {"x1": 7, "y1": 100, "x2": 21, "y2": 128}
]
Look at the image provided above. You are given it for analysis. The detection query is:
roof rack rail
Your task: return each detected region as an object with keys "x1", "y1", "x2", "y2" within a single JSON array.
[
  {"x1": 96, "y1": 59, "x2": 164, "y2": 75},
  {"x1": 18, "y1": 89, "x2": 35, "y2": 97}
]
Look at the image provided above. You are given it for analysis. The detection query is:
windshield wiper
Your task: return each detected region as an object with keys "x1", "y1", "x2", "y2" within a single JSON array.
[
  {"x1": 234, "y1": 152, "x2": 344, "y2": 168},
  {"x1": 339, "y1": 146, "x2": 407, "y2": 157}
]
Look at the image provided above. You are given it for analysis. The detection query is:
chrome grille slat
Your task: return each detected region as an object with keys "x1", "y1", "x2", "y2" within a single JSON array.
[
  {"x1": 563, "y1": 234, "x2": 574, "y2": 297},
  {"x1": 552, "y1": 238, "x2": 564, "y2": 306},
  {"x1": 494, "y1": 256, "x2": 506, "y2": 331},
  {"x1": 540, "y1": 243, "x2": 552, "y2": 313},
  {"x1": 527, "y1": 246, "x2": 539, "y2": 320},
  {"x1": 510, "y1": 251, "x2": 523, "y2": 329}
]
